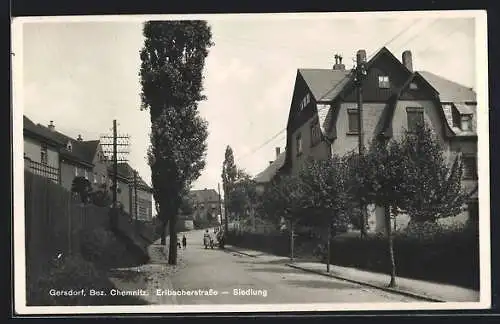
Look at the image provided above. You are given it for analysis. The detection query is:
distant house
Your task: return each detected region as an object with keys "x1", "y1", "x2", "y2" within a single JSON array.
[
  {"x1": 253, "y1": 147, "x2": 286, "y2": 194},
  {"x1": 107, "y1": 163, "x2": 153, "y2": 221},
  {"x1": 189, "y1": 189, "x2": 221, "y2": 222},
  {"x1": 280, "y1": 47, "x2": 478, "y2": 232},
  {"x1": 23, "y1": 116, "x2": 64, "y2": 183}
]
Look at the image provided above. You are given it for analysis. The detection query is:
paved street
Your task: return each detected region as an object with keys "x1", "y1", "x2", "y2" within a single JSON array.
[{"x1": 164, "y1": 229, "x2": 420, "y2": 304}]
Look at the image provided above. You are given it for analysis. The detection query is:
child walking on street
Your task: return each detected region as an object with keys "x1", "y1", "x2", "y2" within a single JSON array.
[{"x1": 182, "y1": 235, "x2": 187, "y2": 249}]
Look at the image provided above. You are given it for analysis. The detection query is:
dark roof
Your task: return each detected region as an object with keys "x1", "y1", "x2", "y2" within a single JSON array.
[
  {"x1": 189, "y1": 189, "x2": 219, "y2": 203},
  {"x1": 417, "y1": 71, "x2": 476, "y2": 103},
  {"x1": 298, "y1": 69, "x2": 352, "y2": 103},
  {"x1": 24, "y1": 116, "x2": 98, "y2": 167},
  {"x1": 108, "y1": 163, "x2": 152, "y2": 191},
  {"x1": 23, "y1": 116, "x2": 65, "y2": 147},
  {"x1": 254, "y1": 152, "x2": 286, "y2": 183}
]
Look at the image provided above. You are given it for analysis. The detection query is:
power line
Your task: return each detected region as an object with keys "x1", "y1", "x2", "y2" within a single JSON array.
[
  {"x1": 236, "y1": 128, "x2": 286, "y2": 161},
  {"x1": 393, "y1": 19, "x2": 439, "y2": 54},
  {"x1": 416, "y1": 21, "x2": 469, "y2": 54},
  {"x1": 366, "y1": 18, "x2": 422, "y2": 61}
]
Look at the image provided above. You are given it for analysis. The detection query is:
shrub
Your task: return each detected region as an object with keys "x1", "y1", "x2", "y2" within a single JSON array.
[
  {"x1": 79, "y1": 228, "x2": 129, "y2": 266},
  {"x1": 329, "y1": 222, "x2": 479, "y2": 289},
  {"x1": 27, "y1": 255, "x2": 112, "y2": 306}
]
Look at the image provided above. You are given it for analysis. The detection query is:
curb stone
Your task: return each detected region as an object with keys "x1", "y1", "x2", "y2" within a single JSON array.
[
  {"x1": 285, "y1": 263, "x2": 445, "y2": 303},
  {"x1": 224, "y1": 246, "x2": 258, "y2": 258}
]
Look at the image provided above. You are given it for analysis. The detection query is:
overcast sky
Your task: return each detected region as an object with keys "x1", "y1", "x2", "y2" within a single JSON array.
[{"x1": 19, "y1": 11, "x2": 482, "y2": 196}]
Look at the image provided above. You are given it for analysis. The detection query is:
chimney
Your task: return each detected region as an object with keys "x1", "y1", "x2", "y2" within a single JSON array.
[
  {"x1": 77, "y1": 134, "x2": 83, "y2": 141},
  {"x1": 332, "y1": 54, "x2": 346, "y2": 70},
  {"x1": 356, "y1": 49, "x2": 367, "y2": 64},
  {"x1": 275, "y1": 147, "x2": 280, "y2": 158},
  {"x1": 48, "y1": 120, "x2": 55, "y2": 131},
  {"x1": 269, "y1": 161, "x2": 273, "y2": 165},
  {"x1": 402, "y1": 50, "x2": 413, "y2": 72}
]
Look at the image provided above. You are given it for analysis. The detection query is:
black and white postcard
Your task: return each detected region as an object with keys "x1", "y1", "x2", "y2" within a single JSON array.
[{"x1": 12, "y1": 10, "x2": 490, "y2": 314}]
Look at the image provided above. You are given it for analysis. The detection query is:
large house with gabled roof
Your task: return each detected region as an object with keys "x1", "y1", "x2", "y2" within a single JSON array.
[
  {"x1": 23, "y1": 117, "x2": 110, "y2": 192},
  {"x1": 280, "y1": 47, "x2": 478, "y2": 232}
]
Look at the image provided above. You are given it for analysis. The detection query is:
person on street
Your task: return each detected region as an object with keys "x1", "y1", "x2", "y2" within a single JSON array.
[{"x1": 182, "y1": 235, "x2": 187, "y2": 249}]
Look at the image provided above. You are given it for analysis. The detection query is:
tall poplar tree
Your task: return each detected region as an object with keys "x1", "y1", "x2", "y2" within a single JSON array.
[
  {"x1": 221, "y1": 146, "x2": 237, "y2": 233},
  {"x1": 139, "y1": 20, "x2": 213, "y2": 265}
]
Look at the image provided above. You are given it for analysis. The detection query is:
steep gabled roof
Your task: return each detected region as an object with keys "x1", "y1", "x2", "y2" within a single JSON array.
[
  {"x1": 47, "y1": 130, "x2": 96, "y2": 167},
  {"x1": 298, "y1": 69, "x2": 352, "y2": 103},
  {"x1": 418, "y1": 71, "x2": 476, "y2": 103},
  {"x1": 254, "y1": 152, "x2": 286, "y2": 183},
  {"x1": 375, "y1": 72, "x2": 456, "y2": 139}
]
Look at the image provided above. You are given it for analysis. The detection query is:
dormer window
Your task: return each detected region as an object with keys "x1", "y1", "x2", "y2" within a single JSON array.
[
  {"x1": 378, "y1": 75, "x2": 390, "y2": 89},
  {"x1": 66, "y1": 141, "x2": 72, "y2": 152},
  {"x1": 299, "y1": 93, "x2": 311, "y2": 111},
  {"x1": 409, "y1": 82, "x2": 418, "y2": 90},
  {"x1": 461, "y1": 114, "x2": 473, "y2": 131},
  {"x1": 453, "y1": 103, "x2": 474, "y2": 132}
]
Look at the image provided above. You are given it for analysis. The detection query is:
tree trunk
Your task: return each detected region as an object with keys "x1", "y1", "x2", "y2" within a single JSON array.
[
  {"x1": 168, "y1": 213, "x2": 177, "y2": 265},
  {"x1": 326, "y1": 225, "x2": 331, "y2": 273},
  {"x1": 290, "y1": 221, "x2": 295, "y2": 262},
  {"x1": 160, "y1": 218, "x2": 167, "y2": 246},
  {"x1": 360, "y1": 204, "x2": 367, "y2": 238},
  {"x1": 385, "y1": 205, "x2": 396, "y2": 288}
]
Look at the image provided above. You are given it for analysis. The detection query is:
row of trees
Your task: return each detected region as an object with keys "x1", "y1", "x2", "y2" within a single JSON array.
[{"x1": 259, "y1": 124, "x2": 470, "y2": 287}]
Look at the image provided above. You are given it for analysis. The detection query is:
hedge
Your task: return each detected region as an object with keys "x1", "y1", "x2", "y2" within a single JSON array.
[{"x1": 227, "y1": 221, "x2": 479, "y2": 289}]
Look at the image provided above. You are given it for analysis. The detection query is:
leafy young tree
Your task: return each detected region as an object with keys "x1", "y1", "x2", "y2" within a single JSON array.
[
  {"x1": 71, "y1": 176, "x2": 92, "y2": 204},
  {"x1": 139, "y1": 20, "x2": 213, "y2": 265},
  {"x1": 221, "y1": 146, "x2": 237, "y2": 232},
  {"x1": 348, "y1": 138, "x2": 410, "y2": 288},
  {"x1": 398, "y1": 124, "x2": 468, "y2": 223},
  {"x1": 227, "y1": 169, "x2": 259, "y2": 230},
  {"x1": 298, "y1": 156, "x2": 351, "y2": 272},
  {"x1": 261, "y1": 174, "x2": 308, "y2": 260}
]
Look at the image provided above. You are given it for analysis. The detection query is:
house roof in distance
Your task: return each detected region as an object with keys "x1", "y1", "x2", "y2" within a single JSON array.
[
  {"x1": 254, "y1": 152, "x2": 286, "y2": 183},
  {"x1": 189, "y1": 188, "x2": 219, "y2": 203}
]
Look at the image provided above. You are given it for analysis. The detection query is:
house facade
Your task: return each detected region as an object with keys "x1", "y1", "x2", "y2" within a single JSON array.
[
  {"x1": 109, "y1": 163, "x2": 153, "y2": 221},
  {"x1": 189, "y1": 189, "x2": 221, "y2": 222},
  {"x1": 280, "y1": 48, "x2": 478, "y2": 232},
  {"x1": 23, "y1": 116, "x2": 63, "y2": 183}
]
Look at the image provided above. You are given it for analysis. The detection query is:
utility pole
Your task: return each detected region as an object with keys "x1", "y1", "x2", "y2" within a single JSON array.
[
  {"x1": 355, "y1": 50, "x2": 368, "y2": 238},
  {"x1": 100, "y1": 120, "x2": 130, "y2": 229}
]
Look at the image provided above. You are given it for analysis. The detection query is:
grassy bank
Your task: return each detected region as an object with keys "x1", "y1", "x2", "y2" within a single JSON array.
[{"x1": 27, "y1": 228, "x2": 150, "y2": 306}]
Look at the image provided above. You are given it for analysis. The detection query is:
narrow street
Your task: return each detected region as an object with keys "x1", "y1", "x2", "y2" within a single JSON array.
[{"x1": 162, "y1": 229, "x2": 420, "y2": 304}]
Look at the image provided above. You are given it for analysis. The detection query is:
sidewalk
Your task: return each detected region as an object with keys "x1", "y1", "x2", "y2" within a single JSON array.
[{"x1": 225, "y1": 245, "x2": 479, "y2": 303}]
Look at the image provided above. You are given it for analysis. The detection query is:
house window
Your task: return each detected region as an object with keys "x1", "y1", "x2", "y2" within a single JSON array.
[
  {"x1": 463, "y1": 155, "x2": 478, "y2": 180},
  {"x1": 409, "y1": 82, "x2": 418, "y2": 90},
  {"x1": 310, "y1": 120, "x2": 321, "y2": 146},
  {"x1": 461, "y1": 114, "x2": 473, "y2": 131},
  {"x1": 74, "y1": 166, "x2": 79, "y2": 177},
  {"x1": 40, "y1": 144, "x2": 48, "y2": 165},
  {"x1": 299, "y1": 93, "x2": 311, "y2": 111},
  {"x1": 347, "y1": 108, "x2": 360, "y2": 134},
  {"x1": 66, "y1": 141, "x2": 72, "y2": 152},
  {"x1": 296, "y1": 133, "x2": 303, "y2": 156},
  {"x1": 406, "y1": 107, "x2": 424, "y2": 133},
  {"x1": 84, "y1": 169, "x2": 88, "y2": 180},
  {"x1": 378, "y1": 75, "x2": 390, "y2": 89}
]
